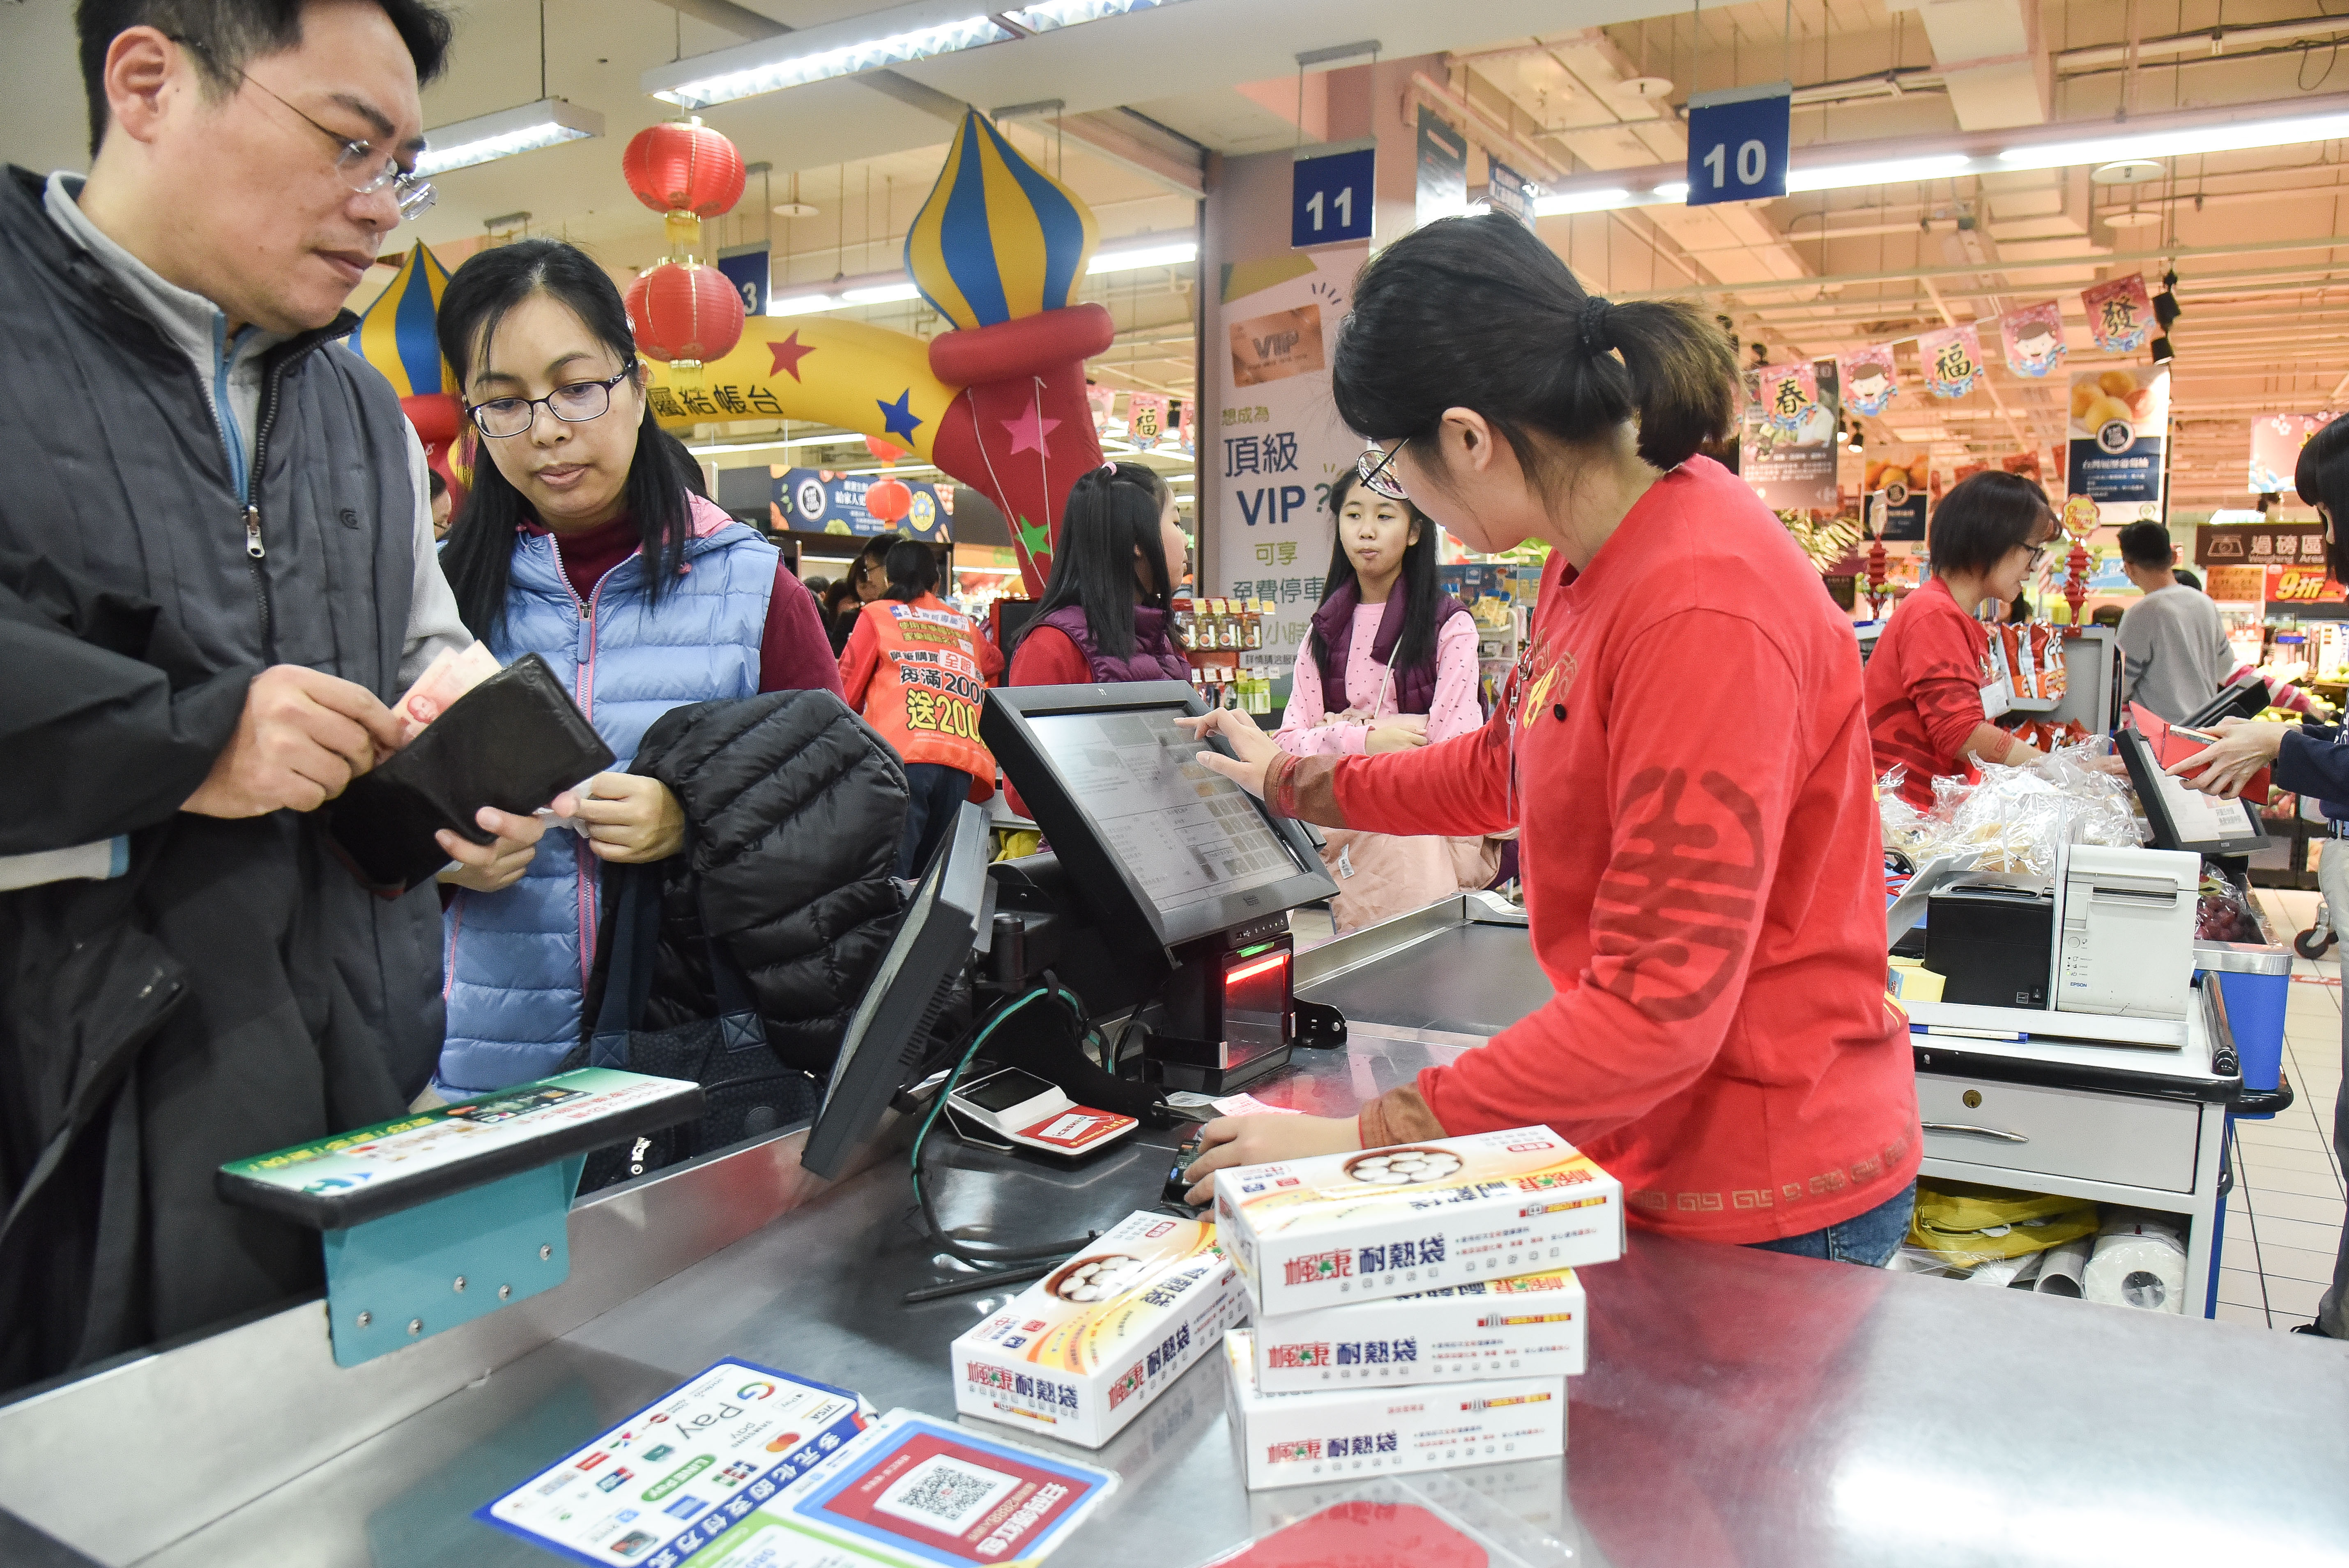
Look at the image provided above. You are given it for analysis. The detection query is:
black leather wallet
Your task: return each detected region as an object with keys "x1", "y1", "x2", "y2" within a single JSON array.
[{"x1": 325, "y1": 653, "x2": 614, "y2": 893}]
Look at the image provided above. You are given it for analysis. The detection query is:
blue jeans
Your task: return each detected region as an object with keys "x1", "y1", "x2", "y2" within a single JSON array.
[
  {"x1": 1745, "y1": 1179, "x2": 1918, "y2": 1267},
  {"x1": 897, "y1": 763, "x2": 971, "y2": 879}
]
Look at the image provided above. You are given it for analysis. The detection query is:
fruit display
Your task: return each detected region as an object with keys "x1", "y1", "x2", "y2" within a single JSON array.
[{"x1": 1864, "y1": 457, "x2": 1930, "y2": 493}]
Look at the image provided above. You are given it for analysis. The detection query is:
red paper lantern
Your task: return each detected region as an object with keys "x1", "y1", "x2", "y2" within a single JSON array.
[
  {"x1": 626, "y1": 260, "x2": 745, "y2": 368},
  {"x1": 622, "y1": 120, "x2": 745, "y2": 218},
  {"x1": 865, "y1": 477, "x2": 913, "y2": 525}
]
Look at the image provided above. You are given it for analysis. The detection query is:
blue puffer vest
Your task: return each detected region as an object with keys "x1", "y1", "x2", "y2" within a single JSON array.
[{"x1": 435, "y1": 493, "x2": 776, "y2": 1094}]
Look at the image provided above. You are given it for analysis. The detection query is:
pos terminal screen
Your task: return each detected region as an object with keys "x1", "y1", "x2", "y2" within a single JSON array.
[{"x1": 1025, "y1": 707, "x2": 1302, "y2": 917}]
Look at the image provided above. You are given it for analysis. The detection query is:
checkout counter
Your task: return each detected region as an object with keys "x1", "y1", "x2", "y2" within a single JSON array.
[{"x1": 2, "y1": 687, "x2": 2345, "y2": 1566}]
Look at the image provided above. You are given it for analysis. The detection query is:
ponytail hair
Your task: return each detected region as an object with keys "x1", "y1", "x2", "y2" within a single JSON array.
[
  {"x1": 880, "y1": 538, "x2": 939, "y2": 602},
  {"x1": 1330, "y1": 212, "x2": 1739, "y2": 486}
]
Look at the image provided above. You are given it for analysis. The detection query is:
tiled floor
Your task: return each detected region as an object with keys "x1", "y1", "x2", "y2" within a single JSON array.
[{"x1": 2215, "y1": 888, "x2": 2344, "y2": 1333}]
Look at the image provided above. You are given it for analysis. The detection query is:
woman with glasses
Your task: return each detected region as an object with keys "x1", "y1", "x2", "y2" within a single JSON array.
[
  {"x1": 429, "y1": 239, "x2": 842, "y2": 1097},
  {"x1": 1864, "y1": 469, "x2": 2058, "y2": 810},
  {"x1": 1177, "y1": 213, "x2": 1921, "y2": 1269}
]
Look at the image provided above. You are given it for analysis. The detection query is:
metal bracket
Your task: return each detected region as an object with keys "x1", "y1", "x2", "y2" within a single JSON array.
[{"x1": 321, "y1": 1154, "x2": 585, "y2": 1368}]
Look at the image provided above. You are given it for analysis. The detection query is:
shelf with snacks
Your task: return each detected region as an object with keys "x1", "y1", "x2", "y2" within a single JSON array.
[{"x1": 1172, "y1": 597, "x2": 1276, "y2": 714}]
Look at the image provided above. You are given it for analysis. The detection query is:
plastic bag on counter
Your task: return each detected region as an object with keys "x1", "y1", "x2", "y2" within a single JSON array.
[
  {"x1": 1905, "y1": 1179, "x2": 2102, "y2": 1274},
  {"x1": 2195, "y1": 871, "x2": 2264, "y2": 944}
]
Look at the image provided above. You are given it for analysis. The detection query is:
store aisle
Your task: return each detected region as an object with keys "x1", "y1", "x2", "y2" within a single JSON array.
[{"x1": 2220, "y1": 890, "x2": 2346, "y2": 1332}]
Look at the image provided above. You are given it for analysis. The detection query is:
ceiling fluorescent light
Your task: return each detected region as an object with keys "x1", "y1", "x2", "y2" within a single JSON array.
[
  {"x1": 1088, "y1": 239, "x2": 1199, "y2": 274},
  {"x1": 414, "y1": 98, "x2": 603, "y2": 177},
  {"x1": 1785, "y1": 153, "x2": 1971, "y2": 192},
  {"x1": 840, "y1": 281, "x2": 922, "y2": 305},
  {"x1": 766, "y1": 291, "x2": 839, "y2": 317},
  {"x1": 1003, "y1": 0, "x2": 1198, "y2": 32},
  {"x1": 1653, "y1": 181, "x2": 1690, "y2": 201},
  {"x1": 1997, "y1": 110, "x2": 2349, "y2": 171},
  {"x1": 1533, "y1": 186, "x2": 1631, "y2": 216},
  {"x1": 644, "y1": 1, "x2": 1013, "y2": 109}
]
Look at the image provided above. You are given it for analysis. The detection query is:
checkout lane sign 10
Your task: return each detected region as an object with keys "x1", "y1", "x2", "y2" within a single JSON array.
[{"x1": 1684, "y1": 82, "x2": 1791, "y2": 206}]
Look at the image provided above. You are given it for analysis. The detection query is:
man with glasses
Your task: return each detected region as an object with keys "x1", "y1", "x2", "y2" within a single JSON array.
[{"x1": 0, "y1": 0, "x2": 479, "y2": 1392}]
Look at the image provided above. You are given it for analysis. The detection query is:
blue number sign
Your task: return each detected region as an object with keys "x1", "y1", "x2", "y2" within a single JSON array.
[
  {"x1": 1684, "y1": 84, "x2": 1790, "y2": 207},
  {"x1": 1292, "y1": 145, "x2": 1375, "y2": 249},
  {"x1": 717, "y1": 247, "x2": 770, "y2": 316}
]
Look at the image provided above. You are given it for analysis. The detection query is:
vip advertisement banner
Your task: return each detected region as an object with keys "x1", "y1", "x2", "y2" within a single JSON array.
[
  {"x1": 2066, "y1": 367, "x2": 2170, "y2": 526},
  {"x1": 1742, "y1": 360, "x2": 1841, "y2": 510},
  {"x1": 1215, "y1": 245, "x2": 1369, "y2": 667},
  {"x1": 776, "y1": 467, "x2": 951, "y2": 538}
]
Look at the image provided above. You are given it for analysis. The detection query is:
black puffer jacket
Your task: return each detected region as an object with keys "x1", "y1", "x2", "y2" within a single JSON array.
[{"x1": 619, "y1": 690, "x2": 910, "y2": 1074}]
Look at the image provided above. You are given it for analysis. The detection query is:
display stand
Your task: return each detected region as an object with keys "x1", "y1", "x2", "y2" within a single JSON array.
[{"x1": 216, "y1": 1070, "x2": 702, "y2": 1366}]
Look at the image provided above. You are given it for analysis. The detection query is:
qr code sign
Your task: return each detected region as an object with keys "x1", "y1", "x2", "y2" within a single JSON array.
[{"x1": 872, "y1": 1455, "x2": 1019, "y2": 1533}]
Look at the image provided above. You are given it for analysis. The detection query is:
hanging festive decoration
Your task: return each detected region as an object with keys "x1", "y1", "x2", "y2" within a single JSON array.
[
  {"x1": 1919, "y1": 324, "x2": 1985, "y2": 398},
  {"x1": 904, "y1": 110, "x2": 1097, "y2": 329},
  {"x1": 1755, "y1": 361, "x2": 1819, "y2": 431},
  {"x1": 621, "y1": 119, "x2": 748, "y2": 375},
  {"x1": 1125, "y1": 392, "x2": 1169, "y2": 451},
  {"x1": 1839, "y1": 343, "x2": 1898, "y2": 417},
  {"x1": 2001, "y1": 300, "x2": 2067, "y2": 378},
  {"x1": 344, "y1": 239, "x2": 464, "y2": 495},
  {"x1": 2080, "y1": 276, "x2": 2153, "y2": 354}
]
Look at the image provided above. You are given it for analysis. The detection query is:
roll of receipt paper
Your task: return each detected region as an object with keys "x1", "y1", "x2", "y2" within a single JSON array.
[
  {"x1": 2034, "y1": 1236, "x2": 2093, "y2": 1297},
  {"x1": 2084, "y1": 1210, "x2": 2186, "y2": 1313}
]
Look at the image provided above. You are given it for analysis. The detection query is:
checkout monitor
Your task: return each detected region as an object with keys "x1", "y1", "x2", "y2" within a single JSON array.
[
  {"x1": 2117, "y1": 725, "x2": 2270, "y2": 857},
  {"x1": 980, "y1": 682, "x2": 1336, "y2": 956},
  {"x1": 800, "y1": 802, "x2": 989, "y2": 1179}
]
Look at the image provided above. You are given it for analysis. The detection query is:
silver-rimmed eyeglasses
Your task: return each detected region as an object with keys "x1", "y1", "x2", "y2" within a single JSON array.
[
  {"x1": 467, "y1": 366, "x2": 636, "y2": 439},
  {"x1": 170, "y1": 35, "x2": 436, "y2": 221}
]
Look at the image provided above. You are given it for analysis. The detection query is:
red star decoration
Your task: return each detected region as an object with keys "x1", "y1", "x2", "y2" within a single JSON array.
[
  {"x1": 767, "y1": 331, "x2": 814, "y2": 381},
  {"x1": 1001, "y1": 405, "x2": 1061, "y2": 457}
]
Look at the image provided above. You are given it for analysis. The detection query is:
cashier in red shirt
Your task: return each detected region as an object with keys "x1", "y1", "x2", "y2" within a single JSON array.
[
  {"x1": 1864, "y1": 471, "x2": 2057, "y2": 810},
  {"x1": 1178, "y1": 214, "x2": 1921, "y2": 1265}
]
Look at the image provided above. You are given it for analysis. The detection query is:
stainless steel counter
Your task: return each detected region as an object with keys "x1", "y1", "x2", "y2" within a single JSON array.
[{"x1": 6, "y1": 899, "x2": 2348, "y2": 1566}]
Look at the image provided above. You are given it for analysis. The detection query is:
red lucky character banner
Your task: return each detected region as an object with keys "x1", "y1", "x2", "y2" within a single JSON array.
[
  {"x1": 2249, "y1": 412, "x2": 2334, "y2": 495},
  {"x1": 1125, "y1": 391, "x2": 1169, "y2": 451},
  {"x1": 2081, "y1": 276, "x2": 2153, "y2": 353},
  {"x1": 1920, "y1": 325, "x2": 1985, "y2": 398}
]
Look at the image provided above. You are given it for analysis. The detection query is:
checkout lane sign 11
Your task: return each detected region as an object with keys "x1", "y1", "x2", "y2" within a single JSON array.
[{"x1": 1684, "y1": 82, "x2": 1791, "y2": 206}]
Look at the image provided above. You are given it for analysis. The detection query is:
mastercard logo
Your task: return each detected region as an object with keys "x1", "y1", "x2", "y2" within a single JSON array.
[{"x1": 765, "y1": 1432, "x2": 803, "y2": 1453}]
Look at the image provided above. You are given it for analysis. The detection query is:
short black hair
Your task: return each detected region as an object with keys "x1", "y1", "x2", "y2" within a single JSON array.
[
  {"x1": 2297, "y1": 412, "x2": 2349, "y2": 580},
  {"x1": 426, "y1": 466, "x2": 447, "y2": 498},
  {"x1": 1928, "y1": 470, "x2": 2052, "y2": 579},
  {"x1": 2114, "y1": 521, "x2": 2176, "y2": 570},
  {"x1": 78, "y1": 0, "x2": 455, "y2": 156},
  {"x1": 2173, "y1": 567, "x2": 2203, "y2": 591}
]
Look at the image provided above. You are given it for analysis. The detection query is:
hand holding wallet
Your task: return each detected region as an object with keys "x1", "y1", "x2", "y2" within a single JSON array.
[{"x1": 325, "y1": 653, "x2": 614, "y2": 893}]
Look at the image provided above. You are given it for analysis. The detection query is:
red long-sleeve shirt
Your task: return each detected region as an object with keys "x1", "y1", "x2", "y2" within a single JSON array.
[
  {"x1": 1864, "y1": 576, "x2": 1993, "y2": 810},
  {"x1": 1271, "y1": 456, "x2": 1918, "y2": 1246}
]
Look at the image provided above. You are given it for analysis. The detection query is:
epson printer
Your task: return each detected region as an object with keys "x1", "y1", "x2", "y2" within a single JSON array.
[{"x1": 1919, "y1": 845, "x2": 2199, "y2": 1021}]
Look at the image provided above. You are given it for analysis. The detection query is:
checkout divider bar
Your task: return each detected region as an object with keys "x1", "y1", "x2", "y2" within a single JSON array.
[{"x1": 0, "y1": 1120, "x2": 867, "y2": 1567}]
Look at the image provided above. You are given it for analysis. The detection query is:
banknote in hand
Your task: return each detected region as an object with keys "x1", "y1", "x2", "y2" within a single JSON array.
[{"x1": 393, "y1": 642, "x2": 502, "y2": 743}]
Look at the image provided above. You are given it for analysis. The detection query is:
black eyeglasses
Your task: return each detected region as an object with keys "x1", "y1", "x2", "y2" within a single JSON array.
[
  {"x1": 1355, "y1": 441, "x2": 1408, "y2": 501},
  {"x1": 467, "y1": 366, "x2": 636, "y2": 439},
  {"x1": 172, "y1": 35, "x2": 435, "y2": 221}
]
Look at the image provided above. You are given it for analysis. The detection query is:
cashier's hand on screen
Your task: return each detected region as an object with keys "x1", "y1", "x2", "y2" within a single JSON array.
[
  {"x1": 1182, "y1": 1113, "x2": 1361, "y2": 1205},
  {"x1": 182, "y1": 665, "x2": 407, "y2": 817},
  {"x1": 437, "y1": 802, "x2": 568, "y2": 893},
  {"x1": 2165, "y1": 717, "x2": 2288, "y2": 798},
  {"x1": 1176, "y1": 709, "x2": 1281, "y2": 798}
]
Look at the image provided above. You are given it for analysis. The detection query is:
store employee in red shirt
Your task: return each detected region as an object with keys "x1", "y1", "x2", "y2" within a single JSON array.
[
  {"x1": 1179, "y1": 214, "x2": 1921, "y2": 1266},
  {"x1": 1864, "y1": 471, "x2": 2056, "y2": 809}
]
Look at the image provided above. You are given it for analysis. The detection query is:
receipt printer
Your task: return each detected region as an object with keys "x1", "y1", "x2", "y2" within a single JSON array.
[
  {"x1": 2056, "y1": 845, "x2": 2199, "y2": 1019},
  {"x1": 1926, "y1": 881, "x2": 2055, "y2": 1009}
]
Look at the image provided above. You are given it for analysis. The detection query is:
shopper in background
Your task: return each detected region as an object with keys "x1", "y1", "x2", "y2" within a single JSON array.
[
  {"x1": 1864, "y1": 471, "x2": 2055, "y2": 809},
  {"x1": 839, "y1": 540, "x2": 1003, "y2": 876},
  {"x1": 1008, "y1": 462, "x2": 1189, "y2": 686},
  {"x1": 1277, "y1": 467, "x2": 1491, "y2": 931},
  {"x1": 823, "y1": 577, "x2": 862, "y2": 654},
  {"x1": 429, "y1": 466, "x2": 453, "y2": 541},
  {"x1": 2116, "y1": 520, "x2": 2234, "y2": 721},
  {"x1": 803, "y1": 573, "x2": 832, "y2": 600},
  {"x1": 0, "y1": 0, "x2": 466, "y2": 1390},
  {"x1": 831, "y1": 536, "x2": 895, "y2": 654},
  {"x1": 2174, "y1": 567, "x2": 2327, "y2": 718},
  {"x1": 430, "y1": 239, "x2": 840, "y2": 1097},
  {"x1": 1179, "y1": 212, "x2": 1921, "y2": 1265},
  {"x1": 2162, "y1": 410, "x2": 2349, "y2": 1339}
]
